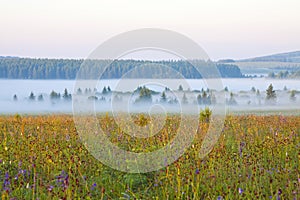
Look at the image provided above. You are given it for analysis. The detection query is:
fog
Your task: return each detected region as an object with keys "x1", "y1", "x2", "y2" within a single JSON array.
[{"x1": 1, "y1": 79, "x2": 299, "y2": 115}]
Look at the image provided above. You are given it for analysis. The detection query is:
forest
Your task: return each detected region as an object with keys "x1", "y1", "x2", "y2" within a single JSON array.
[{"x1": 0, "y1": 57, "x2": 243, "y2": 79}]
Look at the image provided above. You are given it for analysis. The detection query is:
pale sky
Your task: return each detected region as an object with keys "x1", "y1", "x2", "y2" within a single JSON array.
[{"x1": 0, "y1": 0, "x2": 299, "y2": 60}]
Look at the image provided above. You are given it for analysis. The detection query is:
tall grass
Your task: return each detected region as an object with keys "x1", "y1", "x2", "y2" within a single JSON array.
[{"x1": 0, "y1": 114, "x2": 299, "y2": 199}]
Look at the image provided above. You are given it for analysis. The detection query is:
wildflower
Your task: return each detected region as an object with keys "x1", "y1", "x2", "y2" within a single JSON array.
[
  {"x1": 48, "y1": 185, "x2": 54, "y2": 192},
  {"x1": 195, "y1": 169, "x2": 200, "y2": 175},
  {"x1": 91, "y1": 183, "x2": 97, "y2": 190},
  {"x1": 217, "y1": 196, "x2": 223, "y2": 200},
  {"x1": 3, "y1": 172, "x2": 10, "y2": 192},
  {"x1": 238, "y1": 188, "x2": 244, "y2": 194},
  {"x1": 56, "y1": 170, "x2": 69, "y2": 190}
]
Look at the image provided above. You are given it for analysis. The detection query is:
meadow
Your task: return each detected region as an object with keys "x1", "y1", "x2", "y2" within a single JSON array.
[{"x1": 0, "y1": 114, "x2": 299, "y2": 199}]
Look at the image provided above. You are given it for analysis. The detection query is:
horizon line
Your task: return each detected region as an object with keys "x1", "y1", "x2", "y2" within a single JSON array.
[{"x1": 1, "y1": 49, "x2": 299, "y2": 62}]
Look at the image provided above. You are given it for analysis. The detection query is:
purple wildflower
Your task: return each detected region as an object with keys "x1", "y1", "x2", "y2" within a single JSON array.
[
  {"x1": 48, "y1": 185, "x2": 54, "y2": 192},
  {"x1": 2, "y1": 172, "x2": 10, "y2": 192},
  {"x1": 56, "y1": 170, "x2": 69, "y2": 190},
  {"x1": 195, "y1": 169, "x2": 200, "y2": 175},
  {"x1": 239, "y1": 142, "x2": 246, "y2": 157},
  {"x1": 91, "y1": 183, "x2": 97, "y2": 190},
  {"x1": 277, "y1": 196, "x2": 280, "y2": 200},
  {"x1": 238, "y1": 188, "x2": 244, "y2": 194}
]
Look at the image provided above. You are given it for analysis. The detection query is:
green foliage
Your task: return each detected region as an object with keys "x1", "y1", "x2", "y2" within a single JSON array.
[
  {"x1": 123, "y1": 174, "x2": 148, "y2": 190},
  {"x1": 135, "y1": 86, "x2": 152, "y2": 104},
  {"x1": 197, "y1": 91, "x2": 214, "y2": 105},
  {"x1": 266, "y1": 84, "x2": 276, "y2": 103},
  {"x1": 268, "y1": 70, "x2": 300, "y2": 79},
  {"x1": 199, "y1": 107, "x2": 212, "y2": 123},
  {"x1": 50, "y1": 90, "x2": 60, "y2": 100},
  {"x1": 62, "y1": 88, "x2": 71, "y2": 101}
]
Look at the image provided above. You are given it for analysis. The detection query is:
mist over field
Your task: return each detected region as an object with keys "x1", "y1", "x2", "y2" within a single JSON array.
[{"x1": 1, "y1": 78, "x2": 299, "y2": 115}]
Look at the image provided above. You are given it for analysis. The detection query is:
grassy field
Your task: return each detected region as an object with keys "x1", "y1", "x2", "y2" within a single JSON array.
[
  {"x1": 0, "y1": 114, "x2": 299, "y2": 199},
  {"x1": 229, "y1": 109, "x2": 300, "y2": 116}
]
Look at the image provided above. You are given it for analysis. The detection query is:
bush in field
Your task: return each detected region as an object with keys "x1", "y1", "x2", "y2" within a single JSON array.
[{"x1": 199, "y1": 107, "x2": 212, "y2": 123}]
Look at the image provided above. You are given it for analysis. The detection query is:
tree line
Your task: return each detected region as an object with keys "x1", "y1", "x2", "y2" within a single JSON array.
[
  {"x1": 0, "y1": 58, "x2": 243, "y2": 79},
  {"x1": 12, "y1": 83, "x2": 297, "y2": 106},
  {"x1": 268, "y1": 70, "x2": 300, "y2": 79}
]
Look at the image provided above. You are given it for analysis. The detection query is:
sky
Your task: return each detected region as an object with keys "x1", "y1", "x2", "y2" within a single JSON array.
[{"x1": 0, "y1": 0, "x2": 299, "y2": 61}]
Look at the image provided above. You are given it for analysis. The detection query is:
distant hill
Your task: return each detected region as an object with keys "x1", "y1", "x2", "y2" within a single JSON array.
[
  {"x1": 238, "y1": 51, "x2": 300, "y2": 63},
  {"x1": 217, "y1": 51, "x2": 300, "y2": 75},
  {"x1": 0, "y1": 56, "x2": 19, "y2": 59},
  {"x1": 0, "y1": 57, "x2": 243, "y2": 79}
]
